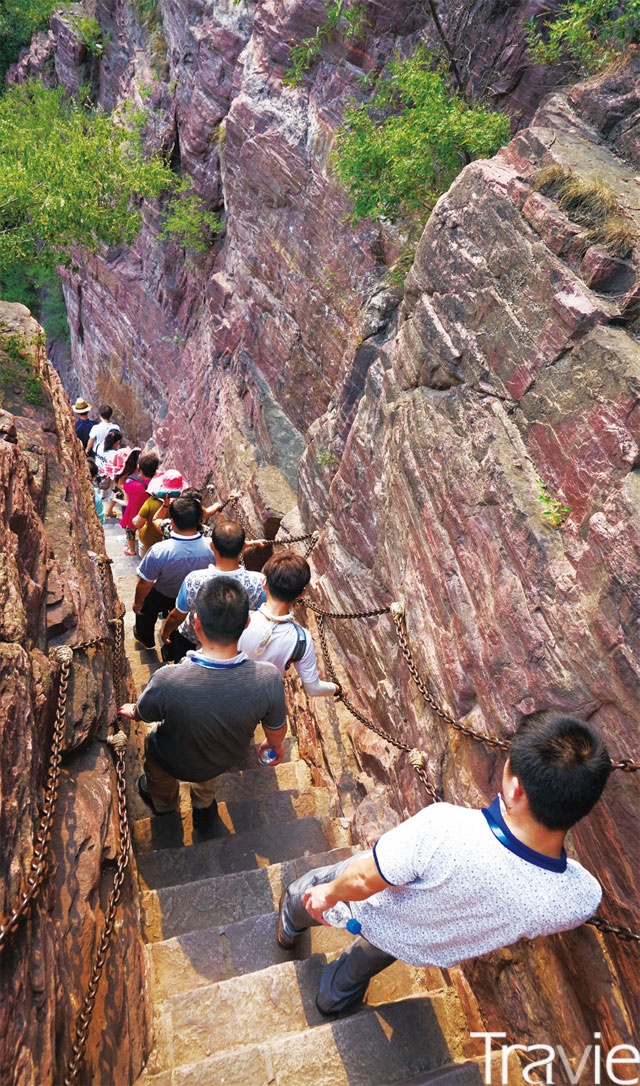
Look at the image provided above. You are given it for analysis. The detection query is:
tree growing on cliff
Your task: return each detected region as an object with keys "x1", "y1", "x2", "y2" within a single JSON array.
[
  {"x1": 0, "y1": 80, "x2": 215, "y2": 277},
  {"x1": 333, "y1": 48, "x2": 510, "y2": 224}
]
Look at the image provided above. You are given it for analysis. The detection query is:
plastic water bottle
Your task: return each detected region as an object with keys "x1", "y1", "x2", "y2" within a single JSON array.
[
  {"x1": 322, "y1": 901, "x2": 362, "y2": 935},
  {"x1": 259, "y1": 748, "x2": 278, "y2": 765}
]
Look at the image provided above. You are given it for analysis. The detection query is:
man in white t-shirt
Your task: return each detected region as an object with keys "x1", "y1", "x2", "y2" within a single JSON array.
[
  {"x1": 238, "y1": 552, "x2": 338, "y2": 696},
  {"x1": 160, "y1": 518, "x2": 266, "y2": 661},
  {"x1": 86, "y1": 404, "x2": 116, "y2": 458},
  {"x1": 278, "y1": 714, "x2": 611, "y2": 1014}
]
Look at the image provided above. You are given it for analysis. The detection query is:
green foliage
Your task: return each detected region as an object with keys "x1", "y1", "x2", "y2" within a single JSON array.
[
  {"x1": 536, "y1": 478, "x2": 570, "y2": 528},
  {"x1": 72, "y1": 15, "x2": 108, "y2": 56},
  {"x1": 0, "y1": 80, "x2": 175, "y2": 275},
  {"x1": 132, "y1": 0, "x2": 162, "y2": 31},
  {"x1": 533, "y1": 165, "x2": 638, "y2": 258},
  {"x1": 0, "y1": 263, "x2": 70, "y2": 341},
  {"x1": 524, "y1": 0, "x2": 640, "y2": 74},
  {"x1": 0, "y1": 331, "x2": 43, "y2": 404},
  {"x1": 159, "y1": 182, "x2": 221, "y2": 253},
  {"x1": 284, "y1": 0, "x2": 370, "y2": 86},
  {"x1": 0, "y1": 0, "x2": 57, "y2": 86},
  {"x1": 333, "y1": 48, "x2": 510, "y2": 224}
]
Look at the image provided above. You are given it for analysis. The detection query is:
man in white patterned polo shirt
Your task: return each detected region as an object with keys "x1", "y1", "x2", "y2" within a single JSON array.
[{"x1": 278, "y1": 714, "x2": 611, "y2": 1015}]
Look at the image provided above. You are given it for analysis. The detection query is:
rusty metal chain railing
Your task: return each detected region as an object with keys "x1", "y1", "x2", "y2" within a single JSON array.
[
  {"x1": 312, "y1": 609, "x2": 440, "y2": 804},
  {"x1": 586, "y1": 915, "x2": 640, "y2": 944},
  {"x1": 65, "y1": 744, "x2": 131, "y2": 1085},
  {"x1": 0, "y1": 646, "x2": 72, "y2": 950},
  {"x1": 305, "y1": 594, "x2": 639, "y2": 941}
]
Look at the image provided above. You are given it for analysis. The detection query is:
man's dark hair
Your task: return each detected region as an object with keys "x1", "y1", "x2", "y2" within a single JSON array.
[
  {"x1": 195, "y1": 576, "x2": 249, "y2": 645},
  {"x1": 212, "y1": 518, "x2": 245, "y2": 559},
  {"x1": 103, "y1": 429, "x2": 122, "y2": 452},
  {"x1": 139, "y1": 453, "x2": 159, "y2": 479},
  {"x1": 181, "y1": 487, "x2": 203, "y2": 503},
  {"x1": 169, "y1": 496, "x2": 202, "y2": 532},
  {"x1": 99, "y1": 405, "x2": 113, "y2": 420},
  {"x1": 88, "y1": 459, "x2": 99, "y2": 479},
  {"x1": 509, "y1": 714, "x2": 611, "y2": 831},
  {"x1": 263, "y1": 552, "x2": 311, "y2": 603}
]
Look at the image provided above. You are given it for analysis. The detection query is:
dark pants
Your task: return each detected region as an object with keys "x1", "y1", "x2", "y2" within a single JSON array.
[
  {"x1": 166, "y1": 628, "x2": 197, "y2": 663},
  {"x1": 280, "y1": 857, "x2": 396, "y2": 1013},
  {"x1": 134, "y1": 587, "x2": 175, "y2": 648}
]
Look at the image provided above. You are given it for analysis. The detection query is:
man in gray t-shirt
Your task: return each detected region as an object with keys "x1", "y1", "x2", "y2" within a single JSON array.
[{"x1": 120, "y1": 577, "x2": 287, "y2": 826}]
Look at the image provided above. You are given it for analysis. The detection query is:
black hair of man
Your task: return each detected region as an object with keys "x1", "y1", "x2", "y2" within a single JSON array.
[
  {"x1": 263, "y1": 551, "x2": 311, "y2": 603},
  {"x1": 195, "y1": 576, "x2": 250, "y2": 645},
  {"x1": 211, "y1": 517, "x2": 246, "y2": 560},
  {"x1": 88, "y1": 459, "x2": 99, "y2": 479},
  {"x1": 169, "y1": 495, "x2": 202, "y2": 532},
  {"x1": 509, "y1": 713, "x2": 611, "y2": 831},
  {"x1": 139, "y1": 452, "x2": 159, "y2": 479},
  {"x1": 103, "y1": 429, "x2": 122, "y2": 452},
  {"x1": 99, "y1": 405, "x2": 113, "y2": 420},
  {"x1": 181, "y1": 487, "x2": 203, "y2": 503}
]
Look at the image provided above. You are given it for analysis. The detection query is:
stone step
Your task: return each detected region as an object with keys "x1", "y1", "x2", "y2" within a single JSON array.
[
  {"x1": 136, "y1": 816, "x2": 352, "y2": 891},
  {"x1": 140, "y1": 846, "x2": 358, "y2": 943},
  {"x1": 152, "y1": 958, "x2": 454, "y2": 1071},
  {"x1": 146, "y1": 912, "x2": 370, "y2": 1000},
  {"x1": 133, "y1": 783, "x2": 334, "y2": 854},
  {"x1": 141, "y1": 992, "x2": 463, "y2": 1085},
  {"x1": 129, "y1": 743, "x2": 309, "y2": 823}
]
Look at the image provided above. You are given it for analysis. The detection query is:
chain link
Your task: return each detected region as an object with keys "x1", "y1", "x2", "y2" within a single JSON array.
[
  {"x1": 65, "y1": 746, "x2": 131, "y2": 1085},
  {"x1": 586, "y1": 915, "x2": 640, "y2": 944},
  {"x1": 0, "y1": 646, "x2": 72, "y2": 949},
  {"x1": 314, "y1": 612, "x2": 440, "y2": 803}
]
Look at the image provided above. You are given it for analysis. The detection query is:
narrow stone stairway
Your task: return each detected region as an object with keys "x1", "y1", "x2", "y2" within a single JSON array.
[{"x1": 103, "y1": 520, "x2": 513, "y2": 1086}]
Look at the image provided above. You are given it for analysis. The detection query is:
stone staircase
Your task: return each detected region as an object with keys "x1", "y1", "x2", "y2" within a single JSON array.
[
  {"x1": 103, "y1": 520, "x2": 517, "y2": 1086},
  {"x1": 131, "y1": 746, "x2": 493, "y2": 1086}
]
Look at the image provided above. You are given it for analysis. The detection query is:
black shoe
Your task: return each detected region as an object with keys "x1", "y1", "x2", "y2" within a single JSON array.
[
  {"x1": 192, "y1": 799, "x2": 219, "y2": 829},
  {"x1": 160, "y1": 643, "x2": 173, "y2": 664},
  {"x1": 133, "y1": 625, "x2": 155, "y2": 650},
  {"x1": 277, "y1": 889, "x2": 298, "y2": 950},
  {"x1": 138, "y1": 774, "x2": 158, "y2": 814},
  {"x1": 315, "y1": 991, "x2": 364, "y2": 1017}
]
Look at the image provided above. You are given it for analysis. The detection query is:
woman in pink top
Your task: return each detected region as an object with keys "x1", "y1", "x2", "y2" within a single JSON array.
[{"x1": 115, "y1": 450, "x2": 159, "y2": 555}]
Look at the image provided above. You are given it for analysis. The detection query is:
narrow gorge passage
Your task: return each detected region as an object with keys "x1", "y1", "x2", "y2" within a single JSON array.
[{"x1": 101, "y1": 523, "x2": 504, "y2": 1085}]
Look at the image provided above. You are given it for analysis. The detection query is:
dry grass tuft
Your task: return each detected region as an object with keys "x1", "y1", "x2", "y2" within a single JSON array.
[{"x1": 532, "y1": 165, "x2": 637, "y2": 259}]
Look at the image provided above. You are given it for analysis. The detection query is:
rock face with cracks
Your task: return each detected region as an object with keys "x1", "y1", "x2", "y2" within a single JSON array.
[
  {"x1": 0, "y1": 303, "x2": 150, "y2": 1085},
  {"x1": 9, "y1": 0, "x2": 640, "y2": 1075}
]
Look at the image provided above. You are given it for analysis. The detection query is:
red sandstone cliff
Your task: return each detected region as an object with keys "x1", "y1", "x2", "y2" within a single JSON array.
[
  {"x1": 0, "y1": 303, "x2": 150, "y2": 1084},
  {"x1": 8, "y1": 0, "x2": 640, "y2": 1077}
]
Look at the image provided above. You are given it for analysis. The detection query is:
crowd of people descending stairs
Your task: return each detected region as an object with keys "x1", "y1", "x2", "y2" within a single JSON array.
[{"x1": 72, "y1": 396, "x2": 628, "y2": 1036}]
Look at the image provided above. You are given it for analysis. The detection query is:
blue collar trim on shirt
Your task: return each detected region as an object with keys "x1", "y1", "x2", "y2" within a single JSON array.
[
  {"x1": 482, "y1": 796, "x2": 567, "y2": 872},
  {"x1": 186, "y1": 650, "x2": 249, "y2": 669}
]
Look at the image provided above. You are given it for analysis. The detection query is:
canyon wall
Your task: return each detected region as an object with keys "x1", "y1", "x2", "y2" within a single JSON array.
[
  {"x1": 0, "y1": 303, "x2": 150, "y2": 1084},
  {"x1": 10, "y1": 0, "x2": 640, "y2": 1078}
]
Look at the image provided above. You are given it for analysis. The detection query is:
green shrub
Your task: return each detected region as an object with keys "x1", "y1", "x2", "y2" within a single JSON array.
[
  {"x1": 536, "y1": 477, "x2": 570, "y2": 528},
  {"x1": 159, "y1": 183, "x2": 222, "y2": 253},
  {"x1": 73, "y1": 15, "x2": 109, "y2": 55},
  {"x1": 0, "y1": 0, "x2": 57, "y2": 86},
  {"x1": 333, "y1": 48, "x2": 510, "y2": 224},
  {"x1": 525, "y1": 0, "x2": 640, "y2": 74},
  {"x1": 284, "y1": 0, "x2": 369, "y2": 86},
  {"x1": 0, "y1": 332, "x2": 44, "y2": 405},
  {"x1": 0, "y1": 264, "x2": 70, "y2": 342}
]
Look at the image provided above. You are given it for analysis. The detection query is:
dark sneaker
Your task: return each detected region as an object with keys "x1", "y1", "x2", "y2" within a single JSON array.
[
  {"x1": 133, "y1": 625, "x2": 155, "y2": 650},
  {"x1": 277, "y1": 889, "x2": 297, "y2": 950},
  {"x1": 192, "y1": 799, "x2": 219, "y2": 829},
  {"x1": 138, "y1": 774, "x2": 158, "y2": 814}
]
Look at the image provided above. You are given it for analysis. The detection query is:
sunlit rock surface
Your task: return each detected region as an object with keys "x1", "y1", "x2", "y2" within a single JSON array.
[{"x1": 0, "y1": 303, "x2": 150, "y2": 1085}]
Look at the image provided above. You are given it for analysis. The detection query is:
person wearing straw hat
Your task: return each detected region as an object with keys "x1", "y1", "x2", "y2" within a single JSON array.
[{"x1": 71, "y1": 398, "x2": 95, "y2": 449}]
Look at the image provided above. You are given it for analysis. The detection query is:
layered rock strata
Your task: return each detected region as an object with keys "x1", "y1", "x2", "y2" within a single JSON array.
[
  {"x1": 0, "y1": 302, "x2": 150, "y2": 1085},
  {"x1": 9, "y1": 0, "x2": 640, "y2": 1077}
]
